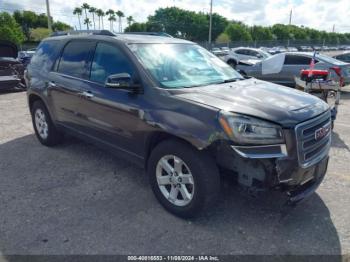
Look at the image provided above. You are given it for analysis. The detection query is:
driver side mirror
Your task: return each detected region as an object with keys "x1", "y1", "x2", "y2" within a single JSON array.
[{"x1": 105, "y1": 73, "x2": 141, "y2": 93}]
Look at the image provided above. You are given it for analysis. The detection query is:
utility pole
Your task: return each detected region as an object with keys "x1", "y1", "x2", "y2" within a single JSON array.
[
  {"x1": 46, "y1": 0, "x2": 52, "y2": 31},
  {"x1": 289, "y1": 9, "x2": 292, "y2": 25},
  {"x1": 208, "y1": 0, "x2": 213, "y2": 47},
  {"x1": 332, "y1": 24, "x2": 335, "y2": 33}
]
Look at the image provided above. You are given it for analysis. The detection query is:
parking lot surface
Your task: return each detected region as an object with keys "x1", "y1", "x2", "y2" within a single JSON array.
[{"x1": 0, "y1": 90, "x2": 349, "y2": 256}]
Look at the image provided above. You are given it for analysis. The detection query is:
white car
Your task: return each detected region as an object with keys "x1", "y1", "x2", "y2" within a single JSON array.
[{"x1": 224, "y1": 47, "x2": 271, "y2": 68}]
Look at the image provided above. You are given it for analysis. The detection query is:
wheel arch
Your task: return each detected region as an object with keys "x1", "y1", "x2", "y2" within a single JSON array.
[
  {"x1": 28, "y1": 93, "x2": 43, "y2": 111},
  {"x1": 144, "y1": 131, "x2": 201, "y2": 170}
]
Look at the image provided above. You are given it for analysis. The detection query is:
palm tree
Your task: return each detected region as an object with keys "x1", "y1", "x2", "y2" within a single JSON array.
[
  {"x1": 109, "y1": 15, "x2": 116, "y2": 32},
  {"x1": 81, "y1": 3, "x2": 90, "y2": 22},
  {"x1": 126, "y1": 16, "x2": 134, "y2": 31},
  {"x1": 73, "y1": 7, "x2": 83, "y2": 30},
  {"x1": 96, "y1": 9, "x2": 105, "y2": 29},
  {"x1": 89, "y1": 7, "x2": 97, "y2": 30},
  {"x1": 106, "y1": 9, "x2": 115, "y2": 31},
  {"x1": 116, "y1": 10, "x2": 124, "y2": 32},
  {"x1": 84, "y1": 18, "x2": 92, "y2": 30}
]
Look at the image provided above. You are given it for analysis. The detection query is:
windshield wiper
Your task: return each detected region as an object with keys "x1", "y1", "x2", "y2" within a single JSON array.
[{"x1": 222, "y1": 78, "x2": 243, "y2": 83}]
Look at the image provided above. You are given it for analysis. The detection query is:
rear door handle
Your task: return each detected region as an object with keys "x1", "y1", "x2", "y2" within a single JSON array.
[{"x1": 81, "y1": 91, "x2": 94, "y2": 99}]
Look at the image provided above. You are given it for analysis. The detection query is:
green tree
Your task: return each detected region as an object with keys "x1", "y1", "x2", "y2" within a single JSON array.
[
  {"x1": 271, "y1": 24, "x2": 290, "y2": 40},
  {"x1": 216, "y1": 32, "x2": 230, "y2": 44},
  {"x1": 30, "y1": 27, "x2": 51, "y2": 41},
  {"x1": 52, "y1": 21, "x2": 72, "y2": 31},
  {"x1": 124, "y1": 22, "x2": 147, "y2": 32},
  {"x1": 146, "y1": 7, "x2": 228, "y2": 41},
  {"x1": 250, "y1": 25, "x2": 273, "y2": 41},
  {"x1": 225, "y1": 23, "x2": 252, "y2": 41},
  {"x1": 0, "y1": 12, "x2": 25, "y2": 45}
]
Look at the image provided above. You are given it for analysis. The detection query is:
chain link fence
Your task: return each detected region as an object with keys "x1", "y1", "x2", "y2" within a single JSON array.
[{"x1": 198, "y1": 39, "x2": 350, "y2": 50}]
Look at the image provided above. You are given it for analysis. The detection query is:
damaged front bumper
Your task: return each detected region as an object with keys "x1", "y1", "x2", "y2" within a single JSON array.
[{"x1": 214, "y1": 136, "x2": 329, "y2": 204}]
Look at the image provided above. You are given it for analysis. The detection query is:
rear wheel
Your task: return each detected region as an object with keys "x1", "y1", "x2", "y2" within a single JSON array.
[
  {"x1": 31, "y1": 100, "x2": 63, "y2": 146},
  {"x1": 148, "y1": 139, "x2": 220, "y2": 218}
]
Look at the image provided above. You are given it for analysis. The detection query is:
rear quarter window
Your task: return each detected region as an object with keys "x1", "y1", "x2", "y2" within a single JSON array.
[
  {"x1": 29, "y1": 40, "x2": 60, "y2": 71},
  {"x1": 284, "y1": 55, "x2": 312, "y2": 65}
]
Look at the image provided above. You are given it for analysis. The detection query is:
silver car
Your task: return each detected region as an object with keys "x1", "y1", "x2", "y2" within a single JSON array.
[
  {"x1": 237, "y1": 52, "x2": 350, "y2": 86},
  {"x1": 223, "y1": 47, "x2": 271, "y2": 67},
  {"x1": 333, "y1": 52, "x2": 350, "y2": 63}
]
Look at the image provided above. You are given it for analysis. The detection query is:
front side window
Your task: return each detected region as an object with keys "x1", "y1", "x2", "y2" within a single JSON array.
[
  {"x1": 129, "y1": 43, "x2": 242, "y2": 89},
  {"x1": 90, "y1": 43, "x2": 134, "y2": 84},
  {"x1": 57, "y1": 41, "x2": 95, "y2": 79}
]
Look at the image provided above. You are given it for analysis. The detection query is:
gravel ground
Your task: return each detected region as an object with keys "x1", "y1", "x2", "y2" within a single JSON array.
[{"x1": 0, "y1": 90, "x2": 349, "y2": 256}]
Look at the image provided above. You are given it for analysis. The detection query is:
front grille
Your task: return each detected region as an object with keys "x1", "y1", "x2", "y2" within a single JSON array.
[{"x1": 295, "y1": 111, "x2": 332, "y2": 168}]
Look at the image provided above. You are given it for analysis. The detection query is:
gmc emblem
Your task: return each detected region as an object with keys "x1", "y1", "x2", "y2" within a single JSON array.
[{"x1": 315, "y1": 125, "x2": 331, "y2": 140}]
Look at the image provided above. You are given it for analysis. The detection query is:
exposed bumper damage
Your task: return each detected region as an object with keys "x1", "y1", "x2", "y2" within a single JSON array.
[{"x1": 212, "y1": 129, "x2": 329, "y2": 204}]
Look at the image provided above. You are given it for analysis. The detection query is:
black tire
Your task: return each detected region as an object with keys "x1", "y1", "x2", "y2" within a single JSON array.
[
  {"x1": 147, "y1": 139, "x2": 220, "y2": 218},
  {"x1": 31, "y1": 100, "x2": 63, "y2": 146}
]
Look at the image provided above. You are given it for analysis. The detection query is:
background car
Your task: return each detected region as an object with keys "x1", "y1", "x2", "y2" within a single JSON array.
[
  {"x1": 333, "y1": 52, "x2": 350, "y2": 63},
  {"x1": 223, "y1": 47, "x2": 271, "y2": 68},
  {"x1": 237, "y1": 52, "x2": 350, "y2": 86},
  {"x1": 18, "y1": 48, "x2": 36, "y2": 68},
  {"x1": 0, "y1": 40, "x2": 25, "y2": 91},
  {"x1": 220, "y1": 46, "x2": 230, "y2": 55},
  {"x1": 211, "y1": 47, "x2": 225, "y2": 56}
]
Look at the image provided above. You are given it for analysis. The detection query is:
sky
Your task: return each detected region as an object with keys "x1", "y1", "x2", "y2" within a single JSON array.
[{"x1": 1, "y1": 0, "x2": 350, "y2": 33}]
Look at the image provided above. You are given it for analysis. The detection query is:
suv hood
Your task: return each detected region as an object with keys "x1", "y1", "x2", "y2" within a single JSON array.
[
  {"x1": 173, "y1": 78, "x2": 329, "y2": 127},
  {"x1": 0, "y1": 41, "x2": 18, "y2": 59}
]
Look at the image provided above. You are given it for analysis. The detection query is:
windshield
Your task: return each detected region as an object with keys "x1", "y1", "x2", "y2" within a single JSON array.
[
  {"x1": 260, "y1": 50, "x2": 272, "y2": 58},
  {"x1": 128, "y1": 43, "x2": 243, "y2": 89},
  {"x1": 317, "y1": 53, "x2": 347, "y2": 65}
]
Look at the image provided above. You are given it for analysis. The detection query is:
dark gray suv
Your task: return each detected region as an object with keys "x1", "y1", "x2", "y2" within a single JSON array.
[{"x1": 25, "y1": 31, "x2": 331, "y2": 217}]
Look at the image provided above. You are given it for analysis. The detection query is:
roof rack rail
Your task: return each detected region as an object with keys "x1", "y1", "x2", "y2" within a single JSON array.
[
  {"x1": 123, "y1": 32, "x2": 173, "y2": 38},
  {"x1": 50, "y1": 30, "x2": 116, "y2": 37}
]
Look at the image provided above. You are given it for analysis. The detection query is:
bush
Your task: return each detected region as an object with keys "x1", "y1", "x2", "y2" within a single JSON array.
[{"x1": 0, "y1": 12, "x2": 25, "y2": 45}]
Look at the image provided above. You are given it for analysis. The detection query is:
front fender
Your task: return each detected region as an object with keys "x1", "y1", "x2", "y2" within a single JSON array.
[{"x1": 145, "y1": 108, "x2": 225, "y2": 150}]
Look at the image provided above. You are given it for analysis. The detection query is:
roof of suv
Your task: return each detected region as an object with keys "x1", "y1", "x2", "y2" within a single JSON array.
[{"x1": 46, "y1": 33, "x2": 193, "y2": 45}]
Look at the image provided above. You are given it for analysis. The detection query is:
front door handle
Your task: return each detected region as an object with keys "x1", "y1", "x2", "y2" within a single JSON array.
[
  {"x1": 81, "y1": 91, "x2": 94, "y2": 99},
  {"x1": 47, "y1": 81, "x2": 56, "y2": 88}
]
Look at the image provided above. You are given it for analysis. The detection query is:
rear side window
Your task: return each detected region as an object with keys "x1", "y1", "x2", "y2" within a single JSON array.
[
  {"x1": 235, "y1": 49, "x2": 247, "y2": 55},
  {"x1": 90, "y1": 42, "x2": 134, "y2": 84},
  {"x1": 284, "y1": 55, "x2": 312, "y2": 65},
  {"x1": 57, "y1": 41, "x2": 95, "y2": 79},
  {"x1": 30, "y1": 40, "x2": 60, "y2": 71},
  {"x1": 335, "y1": 54, "x2": 350, "y2": 62}
]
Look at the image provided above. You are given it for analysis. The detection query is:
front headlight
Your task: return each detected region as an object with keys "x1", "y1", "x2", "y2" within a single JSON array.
[{"x1": 219, "y1": 111, "x2": 284, "y2": 145}]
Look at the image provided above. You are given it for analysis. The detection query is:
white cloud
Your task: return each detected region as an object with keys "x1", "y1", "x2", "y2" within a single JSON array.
[{"x1": 2, "y1": 0, "x2": 350, "y2": 33}]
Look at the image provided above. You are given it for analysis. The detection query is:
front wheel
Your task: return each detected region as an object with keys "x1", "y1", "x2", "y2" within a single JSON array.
[
  {"x1": 31, "y1": 100, "x2": 64, "y2": 146},
  {"x1": 147, "y1": 139, "x2": 220, "y2": 218}
]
